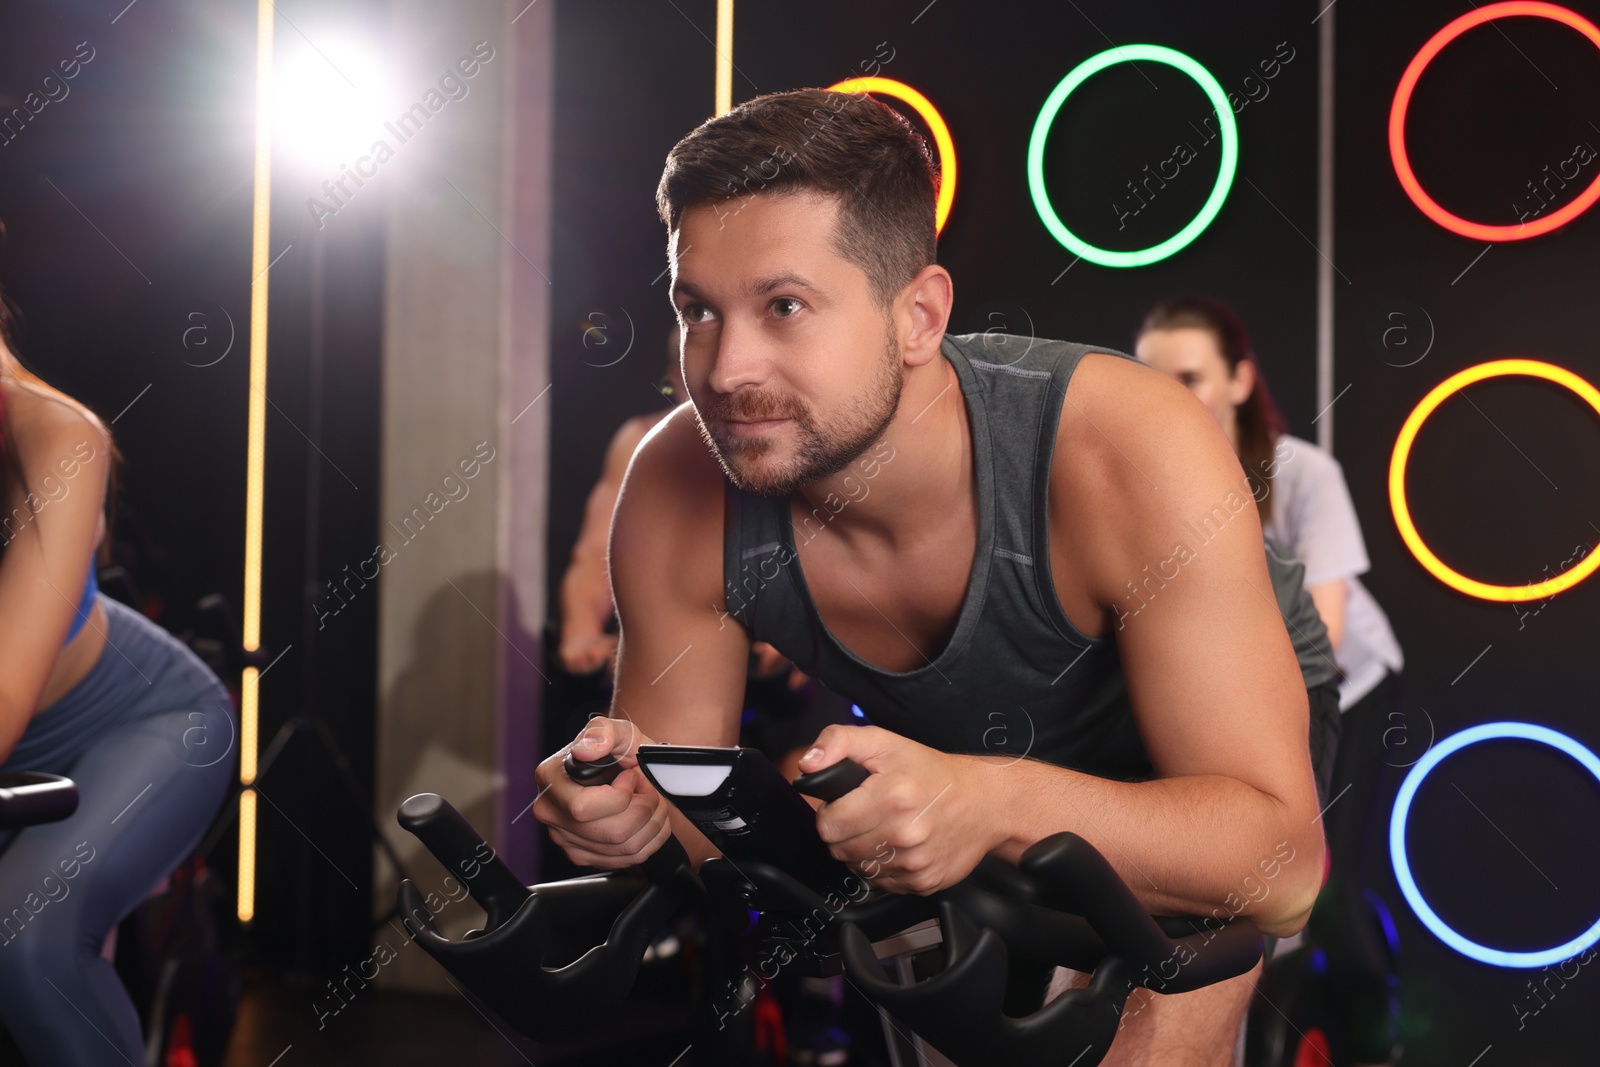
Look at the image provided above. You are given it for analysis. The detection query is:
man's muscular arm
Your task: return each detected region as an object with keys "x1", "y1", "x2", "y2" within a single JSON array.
[
  {"x1": 987, "y1": 353, "x2": 1324, "y2": 937},
  {"x1": 535, "y1": 405, "x2": 751, "y2": 873}
]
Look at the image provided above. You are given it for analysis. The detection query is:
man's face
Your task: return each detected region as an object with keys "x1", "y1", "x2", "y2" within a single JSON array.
[
  {"x1": 1135, "y1": 327, "x2": 1245, "y2": 432},
  {"x1": 670, "y1": 191, "x2": 902, "y2": 497}
]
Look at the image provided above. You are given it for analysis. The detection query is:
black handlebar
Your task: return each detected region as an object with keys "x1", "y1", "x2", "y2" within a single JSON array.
[
  {"x1": 812, "y1": 832, "x2": 1261, "y2": 1067},
  {"x1": 0, "y1": 773, "x2": 79, "y2": 830},
  {"x1": 793, "y1": 758, "x2": 871, "y2": 802},
  {"x1": 397, "y1": 793, "x2": 535, "y2": 933},
  {"x1": 688, "y1": 752, "x2": 1262, "y2": 1066},
  {"x1": 1018, "y1": 832, "x2": 1261, "y2": 992},
  {"x1": 561, "y1": 752, "x2": 620, "y2": 785},
  {"x1": 391, "y1": 753, "x2": 699, "y2": 1041},
  {"x1": 396, "y1": 748, "x2": 1263, "y2": 1066}
]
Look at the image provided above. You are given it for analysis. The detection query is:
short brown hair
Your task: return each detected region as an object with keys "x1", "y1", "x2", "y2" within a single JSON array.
[{"x1": 656, "y1": 89, "x2": 939, "y2": 307}]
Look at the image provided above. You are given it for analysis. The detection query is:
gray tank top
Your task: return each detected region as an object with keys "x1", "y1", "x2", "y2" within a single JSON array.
[{"x1": 722, "y1": 333, "x2": 1336, "y2": 781}]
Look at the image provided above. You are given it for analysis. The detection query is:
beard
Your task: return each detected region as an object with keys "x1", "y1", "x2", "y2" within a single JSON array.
[{"x1": 697, "y1": 326, "x2": 903, "y2": 497}]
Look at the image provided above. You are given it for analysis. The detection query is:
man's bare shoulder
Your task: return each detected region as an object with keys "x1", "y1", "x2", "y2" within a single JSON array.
[
  {"x1": 614, "y1": 402, "x2": 728, "y2": 597},
  {"x1": 629, "y1": 402, "x2": 722, "y2": 494},
  {"x1": 1053, "y1": 352, "x2": 1236, "y2": 492},
  {"x1": 1049, "y1": 352, "x2": 1250, "y2": 597}
]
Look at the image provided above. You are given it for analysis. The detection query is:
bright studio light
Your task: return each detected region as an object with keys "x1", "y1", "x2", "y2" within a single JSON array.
[{"x1": 274, "y1": 40, "x2": 393, "y2": 172}]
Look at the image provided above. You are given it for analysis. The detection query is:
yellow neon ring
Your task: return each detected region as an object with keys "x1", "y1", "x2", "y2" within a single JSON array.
[
  {"x1": 828, "y1": 77, "x2": 956, "y2": 235},
  {"x1": 1390, "y1": 359, "x2": 1600, "y2": 601}
]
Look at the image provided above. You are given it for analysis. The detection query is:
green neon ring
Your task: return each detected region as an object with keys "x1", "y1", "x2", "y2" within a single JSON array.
[{"x1": 1028, "y1": 45, "x2": 1239, "y2": 268}]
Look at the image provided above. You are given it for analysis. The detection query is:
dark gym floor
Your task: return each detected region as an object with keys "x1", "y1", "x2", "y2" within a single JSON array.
[{"x1": 219, "y1": 966, "x2": 696, "y2": 1067}]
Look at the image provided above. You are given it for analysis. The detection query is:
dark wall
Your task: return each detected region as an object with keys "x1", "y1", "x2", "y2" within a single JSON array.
[
  {"x1": 547, "y1": 1, "x2": 1600, "y2": 1062},
  {"x1": 1334, "y1": 2, "x2": 1600, "y2": 1060},
  {"x1": 0, "y1": 0, "x2": 384, "y2": 974},
  {"x1": 545, "y1": 0, "x2": 719, "y2": 621}
]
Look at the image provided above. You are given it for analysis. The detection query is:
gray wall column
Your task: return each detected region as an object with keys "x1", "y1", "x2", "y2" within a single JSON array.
[{"x1": 374, "y1": 0, "x2": 552, "y2": 994}]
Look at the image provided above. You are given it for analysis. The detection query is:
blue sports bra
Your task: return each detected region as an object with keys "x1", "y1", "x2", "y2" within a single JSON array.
[{"x1": 65, "y1": 566, "x2": 98, "y2": 644}]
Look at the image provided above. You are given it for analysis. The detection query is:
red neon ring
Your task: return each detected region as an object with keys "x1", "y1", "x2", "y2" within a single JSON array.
[{"x1": 1389, "y1": 2, "x2": 1600, "y2": 241}]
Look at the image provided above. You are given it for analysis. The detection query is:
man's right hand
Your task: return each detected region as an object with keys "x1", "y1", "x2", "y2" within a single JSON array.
[{"x1": 532, "y1": 716, "x2": 676, "y2": 871}]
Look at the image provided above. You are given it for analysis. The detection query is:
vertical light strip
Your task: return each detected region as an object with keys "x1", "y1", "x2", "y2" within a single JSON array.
[
  {"x1": 715, "y1": 0, "x2": 733, "y2": 115},
  {"x1": 1315, "y1": 1, "x2": 1336, "y2": 452},
  {"x1": 239, "y1": 0, "x2": 274, "y2": 925},
  {"x1": 238, "y1": 787, "x2": 258, "y2": 923}
]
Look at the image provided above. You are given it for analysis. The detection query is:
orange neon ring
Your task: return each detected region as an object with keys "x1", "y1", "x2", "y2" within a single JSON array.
[
  {"x1": 1389, "y1": 2, "x2": 1600, "y2": 241},
  {"x1": 828, "y1": 77, "x2": 956, "y2": 234},
  {"x1": 1390, "y1": 359, "x2": 1600, "y2": 601}
]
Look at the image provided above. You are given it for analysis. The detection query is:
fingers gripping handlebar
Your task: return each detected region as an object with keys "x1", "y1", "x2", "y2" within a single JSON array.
[{"x1": 561, "y1": 753, "x2": 693, "y2": 883}]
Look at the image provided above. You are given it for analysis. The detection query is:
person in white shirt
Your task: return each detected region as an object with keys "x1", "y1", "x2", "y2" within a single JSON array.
[{"x1": 1137, "y1": 295, "x2": 1402, "y2": 1067}]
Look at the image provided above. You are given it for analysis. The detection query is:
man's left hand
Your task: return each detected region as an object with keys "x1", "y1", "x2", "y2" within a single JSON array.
[{"x1": 797, "y1": 724, "x2": 1000, "y2": 895}]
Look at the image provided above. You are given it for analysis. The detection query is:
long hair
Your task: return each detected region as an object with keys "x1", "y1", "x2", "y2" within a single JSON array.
[{"x1": 1139, "y1": 296, "x2": 1288, "y2": 524}]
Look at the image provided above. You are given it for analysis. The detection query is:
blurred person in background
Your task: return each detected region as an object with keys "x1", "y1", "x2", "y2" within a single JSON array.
[{"x1": 0, "y1": 289, "x2": 235, "y2": 1066}]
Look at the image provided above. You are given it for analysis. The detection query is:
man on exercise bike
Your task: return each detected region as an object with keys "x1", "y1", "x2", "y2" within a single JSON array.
[{"x1": 534, "y1": 88, "x2": 1328, "y2": 1066}]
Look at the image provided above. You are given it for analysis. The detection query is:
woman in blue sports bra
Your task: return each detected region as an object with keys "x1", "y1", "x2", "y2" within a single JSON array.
[{"x1": 0, "y1": 326, "x2": 235, "y2": 1064}]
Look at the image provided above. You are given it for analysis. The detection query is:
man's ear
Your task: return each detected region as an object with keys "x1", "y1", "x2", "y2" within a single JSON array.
[{"x1": 899, "y1": 264, "x2": 954, "y2": 368}]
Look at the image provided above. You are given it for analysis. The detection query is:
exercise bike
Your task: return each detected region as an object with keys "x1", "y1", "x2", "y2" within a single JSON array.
[
  {"x1": 394, "y1": 745, "x2": 1268, "y2": 1066},
  {"x1": 0, "y1": 774, "x2": 81, "y2": 1054},
  {"x1": 1247, "y1": 884, "x2": 1402, "y2": 1067}
]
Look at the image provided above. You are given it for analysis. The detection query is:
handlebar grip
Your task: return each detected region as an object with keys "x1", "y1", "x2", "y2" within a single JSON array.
[
  {"x1": 564, "y1": 751, "x2": 625, "y2": 785},
  {"x1": 564, "y1": 753, "x2": 690, "y2": 883},
  {"x1": 1020, "y1": 832, "x2": 1263, "y2": 992},
  {"x1": 0, "y1": 773, "x2": 79, "y2": 829},
  {"x1": 397, "y1": 793, "x2": 529, "y2": 929},
  {"x1": 793, "y1": 758, "x2": 870, "y2": 803}
]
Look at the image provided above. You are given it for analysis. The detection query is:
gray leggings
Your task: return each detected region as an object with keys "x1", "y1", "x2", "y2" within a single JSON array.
[{"x1": 0, "y1": 595, "x2": 235, "y2": 1065}]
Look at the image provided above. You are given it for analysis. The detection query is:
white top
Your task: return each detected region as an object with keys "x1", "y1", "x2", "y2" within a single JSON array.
[{"x1": 1261, "y1": 434, "x2": 1404, "y2": 709}]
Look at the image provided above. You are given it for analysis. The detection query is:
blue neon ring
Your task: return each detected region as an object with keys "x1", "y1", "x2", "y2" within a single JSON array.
[{"x1": 1389, "y1": 721, "x2": 1600, "y2": 968}]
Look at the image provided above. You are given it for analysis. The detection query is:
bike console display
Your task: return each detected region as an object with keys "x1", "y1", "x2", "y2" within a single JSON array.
[{"x1": 636, "y1": 745, "x2": 862, "y2": 897}]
